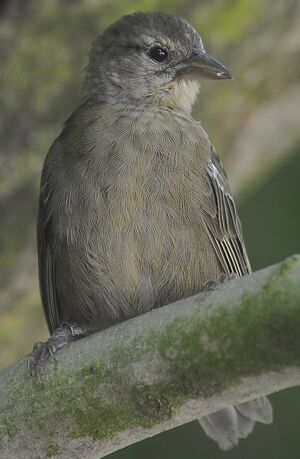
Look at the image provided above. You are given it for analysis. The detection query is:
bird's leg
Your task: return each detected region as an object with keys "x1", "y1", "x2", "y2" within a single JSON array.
[
  {"x1": 27, "y1": 322, "x2": 86, "y2": 382},
  {"x1": 201, "y1": 272, "x2": 238, "y2": 292}
]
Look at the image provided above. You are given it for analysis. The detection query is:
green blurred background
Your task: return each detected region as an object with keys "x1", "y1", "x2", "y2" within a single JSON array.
[{"x1": 0, "y1": 0, "x2": 299, "y2": 457}]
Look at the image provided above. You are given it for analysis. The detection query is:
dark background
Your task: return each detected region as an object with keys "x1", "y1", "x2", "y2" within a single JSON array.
[{"x1": 0, "y1": 0, "x2": 299, "y2": 457}]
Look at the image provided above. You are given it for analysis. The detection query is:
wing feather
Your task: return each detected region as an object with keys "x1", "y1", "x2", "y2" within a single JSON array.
[
  {"x1": 37, "y1": 190, "x2": 60, "y2": 333},
  {"x1": 202, "y1": 148, "x2": 251, "y2": 277}
]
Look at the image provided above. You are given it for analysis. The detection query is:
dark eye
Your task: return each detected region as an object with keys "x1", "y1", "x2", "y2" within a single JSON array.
[{"x1": 148, "y1": 46, "x2": 168, "y2": 62}]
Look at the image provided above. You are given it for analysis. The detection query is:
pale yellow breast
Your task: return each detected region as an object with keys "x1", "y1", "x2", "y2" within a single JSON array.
[{"x1": 96, "y1": 107, "x2": 220, "y2": 313}]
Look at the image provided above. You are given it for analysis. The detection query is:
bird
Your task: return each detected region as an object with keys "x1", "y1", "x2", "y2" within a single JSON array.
[{"x1": 28, "y1": 11, "x2": 273, "y2": 450}]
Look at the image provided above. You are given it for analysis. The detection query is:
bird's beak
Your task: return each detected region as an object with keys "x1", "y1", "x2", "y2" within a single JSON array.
[{"x1": 176, "y1": 49, "x2": 232, "y2": 81}]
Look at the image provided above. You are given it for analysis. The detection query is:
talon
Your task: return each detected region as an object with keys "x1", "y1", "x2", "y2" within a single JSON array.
[
  {"x1": 36, "y1": 367, "x2": 44, "y2": 384},
  {"x1": 47, "y1": 343, "x2": 57, "y2": 360},
  {"x1": 28, "y1": 321, "x2": 86, "y2": 381},
  {"x1": 202, "y1": 272, "x2": 238, "y2": 292},
  {"x1": 60, "y1": 321, "x2": 85, "y2": 338},
  {"x1": 27, "y1": 356, "x2": 35, "y2": 376},
  {"x1": 33, "y1": 341, "x2": 43, "y2": 352}
]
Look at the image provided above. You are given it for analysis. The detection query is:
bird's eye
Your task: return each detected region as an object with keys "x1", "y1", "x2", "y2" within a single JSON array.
[{"x1": 148, "y1": 46, "x2": 168, "y2": 62}]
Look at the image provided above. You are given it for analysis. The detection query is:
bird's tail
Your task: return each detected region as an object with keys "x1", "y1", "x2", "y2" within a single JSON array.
[{"x1": 198, "y1": 397, "x2": 273, "y2": 450}]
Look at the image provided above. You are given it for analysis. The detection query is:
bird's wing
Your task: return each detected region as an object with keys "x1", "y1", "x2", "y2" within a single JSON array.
[
  {"x1": 201, "y1": 147, "x2": 251, "y2": 276},
  {"x1": 37, "y1": 184, "x2": 60, "y2": 334}
]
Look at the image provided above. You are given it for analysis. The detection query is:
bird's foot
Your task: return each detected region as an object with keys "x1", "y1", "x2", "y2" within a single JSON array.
[
  {"x1": 27, "y1": 322, "x2": 85, "y2": 382},
  {"x1": 201, "y1": 273, "x2": 238, "y2": 292}
]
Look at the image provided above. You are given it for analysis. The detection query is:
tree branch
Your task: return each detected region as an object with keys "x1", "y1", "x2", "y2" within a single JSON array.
[{"x1": 0, "y1": 255, "x2": 300, "y2": 459}]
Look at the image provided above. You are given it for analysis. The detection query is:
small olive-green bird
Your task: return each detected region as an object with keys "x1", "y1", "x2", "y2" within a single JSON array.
[{"x1": 29, "y1": 12, "x2": 272, "y2": 449}]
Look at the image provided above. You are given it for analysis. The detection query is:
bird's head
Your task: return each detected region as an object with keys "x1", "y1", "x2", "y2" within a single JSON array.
[{"x1": 84, "y1": 12, "x2": 231, "y2": 113}]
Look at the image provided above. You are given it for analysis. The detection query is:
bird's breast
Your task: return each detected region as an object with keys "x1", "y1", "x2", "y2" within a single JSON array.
[{"x1": 94, "y1": 108, "x2": 219, "y2": 317}]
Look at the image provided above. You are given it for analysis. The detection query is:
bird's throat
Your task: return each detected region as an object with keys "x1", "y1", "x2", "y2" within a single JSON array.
[{"x1": 156, "y1": 80, "x2": 200, "y2": 114}]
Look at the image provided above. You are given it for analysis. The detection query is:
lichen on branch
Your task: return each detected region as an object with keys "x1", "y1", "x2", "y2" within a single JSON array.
[{"x1": 0, "y1": 255, "x2": 300, "y2": 459}]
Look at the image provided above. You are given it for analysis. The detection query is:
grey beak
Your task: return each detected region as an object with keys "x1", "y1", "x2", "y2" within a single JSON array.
[{"x1": 176, "y1": 49, "x2": 232, "y2": 81}]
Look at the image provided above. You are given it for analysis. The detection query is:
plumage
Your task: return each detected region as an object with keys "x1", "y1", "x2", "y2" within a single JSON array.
[
  {"x1": 32, "y1": 11, "x2": 272, "y2": 448},
  {"x1": 38, "y1": 103, "x2": 221, "y2": 331}
]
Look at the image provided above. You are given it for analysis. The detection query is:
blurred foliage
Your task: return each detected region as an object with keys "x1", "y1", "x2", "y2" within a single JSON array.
[
  {"x1": 0, "y1": 0, "x2": 299, "y2": 457},
  {"x1": 240, "y1": 143, "x2": 300, "y2": 270}
]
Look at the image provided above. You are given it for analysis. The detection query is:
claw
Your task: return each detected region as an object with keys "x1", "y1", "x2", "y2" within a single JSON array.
[
  {"x1": 27, "y1": 322, "x2": 86, "y2": 381},
  {"x1": 27, "y1": 355, "x2": 35, "y2": 376},
  {"x1": 27, "y1": 341, "x2": 53, "y2": 381},
  {"x1": 202, "y1": 272, "x2": 238, "y2": 292},
  {"x1": 47, "y1": 343, "x2": 57, "y2": 361}
]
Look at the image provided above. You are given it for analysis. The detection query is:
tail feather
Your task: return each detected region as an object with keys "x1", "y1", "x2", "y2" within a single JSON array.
[
  {"x1": 198, "y1": 397, "x2": 272, "y2": 450},
  {"x1": 199, "y1": 406, "x2": 240, "y2": 450},
  {"x1": 235, "y1": 411, "x2": 255, "y2": 439},
  {"x1": 236, "y1": 397, "x2": 273, "y2": 424}
]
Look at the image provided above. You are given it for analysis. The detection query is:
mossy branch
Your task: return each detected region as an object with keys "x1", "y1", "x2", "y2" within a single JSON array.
[{"x1": 0, "y1": 256, "x2": 300, "y2": 459}]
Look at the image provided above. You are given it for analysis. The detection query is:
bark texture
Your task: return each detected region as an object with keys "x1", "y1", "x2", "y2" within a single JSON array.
[{"x1": 0, "y1": 255, "x2": 299, "y2": 459}]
